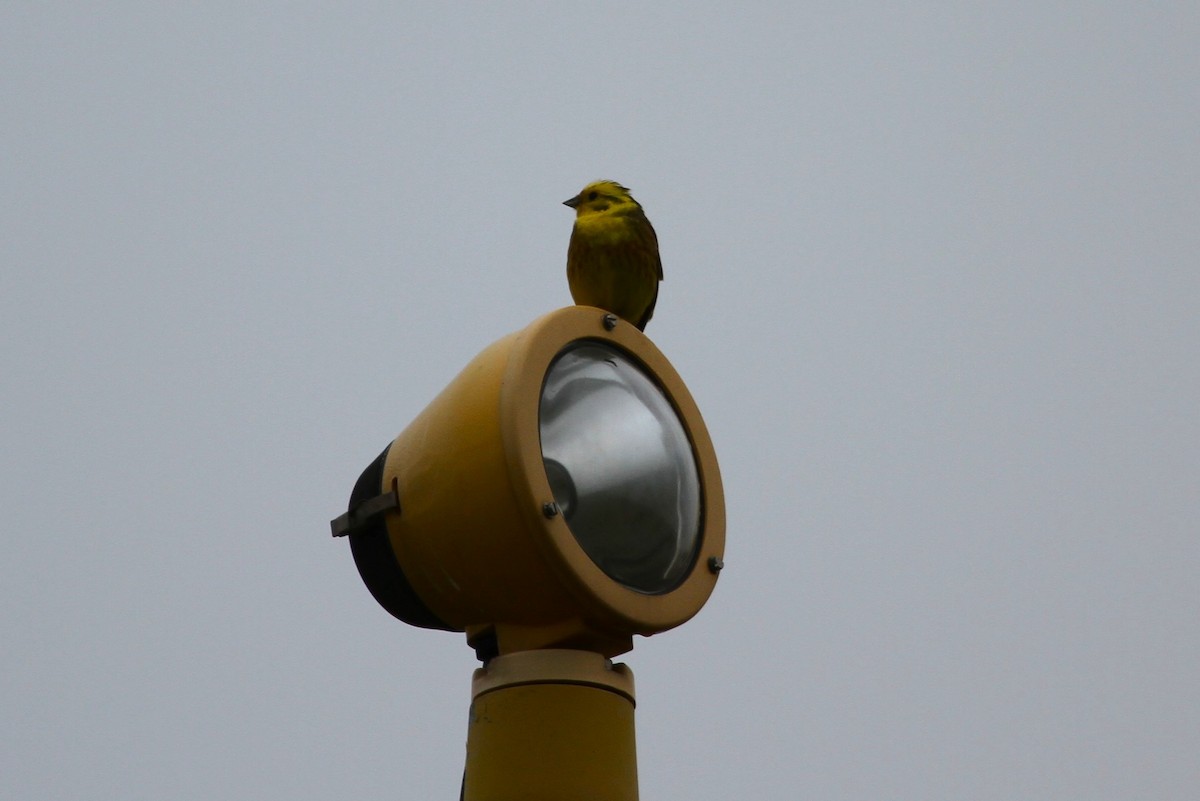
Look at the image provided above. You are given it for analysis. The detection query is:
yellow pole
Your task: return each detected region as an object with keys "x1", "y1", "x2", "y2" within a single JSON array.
[{"x1": 462, "y1": 649, "x2": 638, "y2": 801}]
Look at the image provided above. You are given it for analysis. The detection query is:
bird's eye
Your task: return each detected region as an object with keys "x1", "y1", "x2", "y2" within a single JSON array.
[{"x1": 587, "y1": 191, "x2": 598, "y2": 201}]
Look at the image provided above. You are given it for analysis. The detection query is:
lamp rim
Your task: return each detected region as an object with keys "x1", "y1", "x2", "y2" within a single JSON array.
[{"x1": 498, "y1": 306, "x2": 726, "y2": 633}]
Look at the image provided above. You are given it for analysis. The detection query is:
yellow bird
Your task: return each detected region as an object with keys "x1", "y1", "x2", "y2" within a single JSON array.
[{"x1": 563, "y1": 180, "x2": 663, "y2": 331}]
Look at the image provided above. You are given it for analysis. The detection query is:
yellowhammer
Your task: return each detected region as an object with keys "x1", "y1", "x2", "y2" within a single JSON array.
[{"x1": 563, "y1": 180, "x2": 662, "y2": 331}]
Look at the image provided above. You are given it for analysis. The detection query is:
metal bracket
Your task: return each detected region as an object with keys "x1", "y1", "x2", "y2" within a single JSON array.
[{"x1": 330, "y1": 487, "x2": 400, "y2": 537}]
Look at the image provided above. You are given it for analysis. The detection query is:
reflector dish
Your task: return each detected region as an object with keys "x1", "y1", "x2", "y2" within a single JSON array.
[{"x1": 540, "y1": 343, "x2": 701, "y2": 594}]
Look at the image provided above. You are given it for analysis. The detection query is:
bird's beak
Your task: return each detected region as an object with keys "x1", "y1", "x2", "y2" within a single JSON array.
[{"x1": 563, "y1": 194, "x2": 582, "y2": 209}]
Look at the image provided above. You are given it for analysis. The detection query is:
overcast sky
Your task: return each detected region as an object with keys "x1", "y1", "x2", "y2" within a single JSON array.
[{"x1": 4, "y1": 4, "x2": 1197, "y2": 799}]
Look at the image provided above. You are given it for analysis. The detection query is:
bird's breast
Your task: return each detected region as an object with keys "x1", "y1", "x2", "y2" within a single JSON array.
[{"x1": 573, "y1": 212, "x2": 641, "y2": 245}]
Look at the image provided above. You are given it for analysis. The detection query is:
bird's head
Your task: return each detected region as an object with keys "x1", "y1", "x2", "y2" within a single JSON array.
[{"x1": 563, "y1": 180, "x2": 640, "y2": 217}]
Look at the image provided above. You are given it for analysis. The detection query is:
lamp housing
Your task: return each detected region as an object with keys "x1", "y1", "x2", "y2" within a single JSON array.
[{"x1": 333, "y1": 306, "x2": 724, "y2": 659}]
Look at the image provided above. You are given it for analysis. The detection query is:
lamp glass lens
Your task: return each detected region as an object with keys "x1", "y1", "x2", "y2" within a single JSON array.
[{"x1": 539, "y1": 342, "x2": 701, "y2": 594}]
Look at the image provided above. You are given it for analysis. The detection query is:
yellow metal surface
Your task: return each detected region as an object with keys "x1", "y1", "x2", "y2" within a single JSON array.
[
  {"x1": 464, "y1": 651, "x2": 638, "y2": 801},
  {"x1": 382, "y1": 329, "x2": 576, "y2": 627},
  {"x1": 378, "y1": 306, "x2": 725, "y2": 657},
  {"x1": 471, "y1": 649, "x2": 635, "y2": 704}
]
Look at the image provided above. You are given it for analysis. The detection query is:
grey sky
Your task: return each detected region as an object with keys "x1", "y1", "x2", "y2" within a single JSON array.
[{"x1": 4, "y1": 4, "x2": 1197, "y2": 799}]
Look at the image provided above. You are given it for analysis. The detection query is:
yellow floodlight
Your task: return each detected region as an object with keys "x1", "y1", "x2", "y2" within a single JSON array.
[{"x1": 332, "y1": 306, "x2": 724, "y2": 660}]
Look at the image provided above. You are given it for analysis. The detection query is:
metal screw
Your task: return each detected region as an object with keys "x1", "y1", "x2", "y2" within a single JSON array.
[
  {"x1": 542, "y1": 502, "x2": 559, "y2": 518},
  {"x1": 602, "y1": 313, "x2": 618, "y2": 331},
  {"x1": 707, "y1": 556, "x2": 724, "y2": 574}
]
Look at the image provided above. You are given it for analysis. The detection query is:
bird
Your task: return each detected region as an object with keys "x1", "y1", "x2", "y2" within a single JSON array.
[{"x1": 563, "y1": 180, "x2": 663, "y2": 331}]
